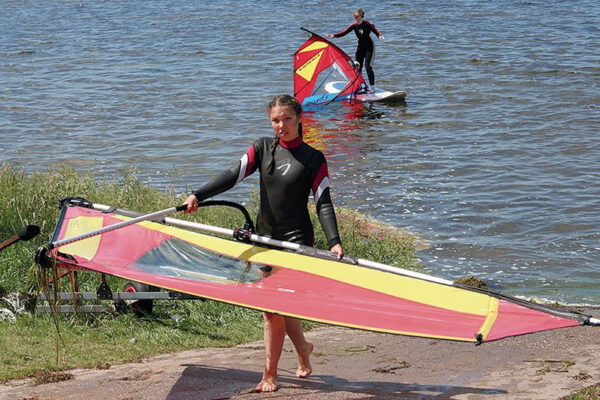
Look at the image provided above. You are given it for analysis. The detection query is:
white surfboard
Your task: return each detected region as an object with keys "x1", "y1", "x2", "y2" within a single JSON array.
[
  {"x1": 354, "y1": 88, "x2": 406, "y2": 103},
  {"x1": 325, "y1": 81, "x2": 406, "y2": 103}
]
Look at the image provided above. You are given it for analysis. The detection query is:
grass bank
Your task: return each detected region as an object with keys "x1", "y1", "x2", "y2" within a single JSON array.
[
  {"x1": 0, "y1": 164, "x2": 420, "y2": 382},
  {"x1": 561, "y1": 384, "x2": 600, "y2": 400}
]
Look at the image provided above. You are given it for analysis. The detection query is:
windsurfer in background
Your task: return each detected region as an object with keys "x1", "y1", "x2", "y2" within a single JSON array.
[
  {"x1": 327, "y1": 8, "x2": 384, "y2": 94},
  {"x1": 183, "y1": 94, "x2": 344, "y2": 392}
]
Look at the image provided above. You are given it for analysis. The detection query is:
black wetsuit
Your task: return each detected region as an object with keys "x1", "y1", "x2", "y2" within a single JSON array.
[
  {"x1": 192, "y1": 136, "x2": 341, "y2": 248},
  {"x1": 333, "y1": 20, "x2": 382, "y2": 87}
]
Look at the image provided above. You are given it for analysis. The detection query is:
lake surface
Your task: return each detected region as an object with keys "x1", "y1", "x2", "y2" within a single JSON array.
[{"x1": 1, "y1": 0, "x2": 598, "y2": 305}]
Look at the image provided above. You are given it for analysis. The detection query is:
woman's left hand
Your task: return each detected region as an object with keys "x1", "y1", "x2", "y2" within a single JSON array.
[{"x1": 330, "y1": 243, "x2": 344, "y2": 260}]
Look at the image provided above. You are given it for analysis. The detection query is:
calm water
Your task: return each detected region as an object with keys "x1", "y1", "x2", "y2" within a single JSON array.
[{"x1": 1, "y1": 1, "x2": 598, "y2": 305}]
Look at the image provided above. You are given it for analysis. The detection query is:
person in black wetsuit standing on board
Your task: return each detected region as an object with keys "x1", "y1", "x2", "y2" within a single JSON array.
[
  {"x1": 183, "y1": 94, "x2": 344, "y2": 392},
  {"x1": 327, "y1": 8, "x2": 384, "y2": 93}
]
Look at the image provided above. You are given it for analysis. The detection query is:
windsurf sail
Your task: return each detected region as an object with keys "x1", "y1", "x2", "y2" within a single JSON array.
[
  {"x1": 37, "y1": 197, "x2": 598, "y2": 343},
  {"x1": 294, "y1": 28, "x2": 366, "y2": 105}
]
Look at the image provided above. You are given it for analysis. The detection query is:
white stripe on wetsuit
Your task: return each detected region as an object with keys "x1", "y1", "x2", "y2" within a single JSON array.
[
  {"x1": 313, "y1": 176, "x2": 329, "y2": 205},
  {"x1": 236, "y1": 153, "x2": 249, "y2": 184}
]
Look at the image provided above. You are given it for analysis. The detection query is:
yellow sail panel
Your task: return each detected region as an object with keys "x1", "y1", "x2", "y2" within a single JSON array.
[
  {"x1": 295, "y1": 50, "x2": 324, "y2": 82},
  {"x1": 247, "y1": 250, "x2": 494, "y2": 316},
  {"x1": 298, "y1": 41, "x2": 329, "y2": 53},
  {"x1": 476, "y1": 297, "x2": 500, "y2": 341},
  {"x1": 61, "y1": 216, "x2": 103, "y2": 260}
]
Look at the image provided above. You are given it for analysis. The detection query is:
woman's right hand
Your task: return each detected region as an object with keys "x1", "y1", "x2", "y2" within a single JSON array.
[
  {"x1": 325, "y1": 33, "x2": 334, "y2": 38},
  {"x1": 183, "y1": 194, "x2": 199, "y2": 214}
]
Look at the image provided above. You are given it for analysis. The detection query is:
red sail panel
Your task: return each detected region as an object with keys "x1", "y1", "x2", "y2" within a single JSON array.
[
  {"x1": 65, "y1": 261, "x2": 488, "y2": 341},
  {"x1": 294, "y1": 32, "x2": 365, "y2": 105},
  {"x1": 49, "y1": 205, "x2": 589, "y2": 343},
  {"x1": 485, "y1": 299, "x2": 580, "y2": 341}
]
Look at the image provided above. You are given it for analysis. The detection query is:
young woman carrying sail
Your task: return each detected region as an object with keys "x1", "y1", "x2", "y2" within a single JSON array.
[
  {"x1": 183, "y1": 94, "x2": 344, "y2": 392},
  {"x1": 327, "y1": 8, "x2": 384, "y2": 93}
]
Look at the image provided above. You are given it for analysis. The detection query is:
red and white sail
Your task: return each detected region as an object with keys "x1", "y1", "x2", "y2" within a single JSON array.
[{"x1": 294, "y1": 28, "x2": 366, "y2": 105}]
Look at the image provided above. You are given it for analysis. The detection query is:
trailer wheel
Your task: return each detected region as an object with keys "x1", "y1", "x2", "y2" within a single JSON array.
[{"x1": 123, "y1": 281, "x2": 159, "y2": 317}]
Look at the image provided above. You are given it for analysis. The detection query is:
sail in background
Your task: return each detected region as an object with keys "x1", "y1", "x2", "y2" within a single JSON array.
[{"x1": 294, "y1": 29, "x2": 366, "y2": 105}]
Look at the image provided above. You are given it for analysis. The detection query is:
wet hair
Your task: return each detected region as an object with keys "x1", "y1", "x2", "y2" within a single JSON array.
[
  {"x1": 354, "y1": 8, "x2": 365, "y2": 19},
  {"x1": 267, "y1": 94, "x2": 301, "y2": 114},
  {"x1": 266, "y1": 95, "x2": 303, "y2": 173}
]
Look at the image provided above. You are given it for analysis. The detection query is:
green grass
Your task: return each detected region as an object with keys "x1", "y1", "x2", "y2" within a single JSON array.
[
  {"x1": 0, "y1": 301, "x2": 264, "y2": 382},
  {"x1": 561, "y1": 384, "x2": 600, "y2": 400},
  {"x1": 0, "y1": 164, "x2": 420, "y2": 382}
]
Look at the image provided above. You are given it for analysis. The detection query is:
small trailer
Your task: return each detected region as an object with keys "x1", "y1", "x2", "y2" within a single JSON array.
[{"x1": 36, "y1": 270, "x2": 203, "y2": 316}]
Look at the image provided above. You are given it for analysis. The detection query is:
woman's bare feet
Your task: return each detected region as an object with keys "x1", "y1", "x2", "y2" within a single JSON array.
[
  {"x1": 254, "y1": 375, "x2": 278, "y2": 392},
  {"x1": 296, "y1": 341, "x2": 313, "y2": 378}
]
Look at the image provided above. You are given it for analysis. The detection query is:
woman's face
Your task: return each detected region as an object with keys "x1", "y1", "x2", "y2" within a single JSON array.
[
  {"x1": 354, "y1": 15, "x2": 363, "y2": 23},
  {"x1": 270, "y1": 105, "x2": 300, "y2": 142}
]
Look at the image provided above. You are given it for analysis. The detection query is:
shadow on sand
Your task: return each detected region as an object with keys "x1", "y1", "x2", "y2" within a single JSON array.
[{"x1": 166, "y1": 364, "x2": 507, "y2": 399}]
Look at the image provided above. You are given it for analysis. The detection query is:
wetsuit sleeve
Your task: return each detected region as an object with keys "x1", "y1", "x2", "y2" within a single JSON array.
[
  {"x1": 310, "y1": 154, "x2": 341, "y2": 248},
  {"x1": 365, "y1": 21, "x2": 382, "y2": 37},
  {"x1": 192, "y1": 144, "x2": 258, "y2": 201},
  {"x1": 333, "y1": 23, "x2": 356, "y2": 38}
]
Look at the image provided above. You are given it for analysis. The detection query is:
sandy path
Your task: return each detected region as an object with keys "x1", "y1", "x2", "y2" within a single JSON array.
[{"x1": 2, "y1": 318, "x2": 599, "y2": 400}]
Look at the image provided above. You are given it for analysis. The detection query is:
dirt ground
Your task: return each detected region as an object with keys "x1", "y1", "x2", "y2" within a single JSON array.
[{"x1": 2, "y1": 311, "x2": 599, "y2": 400}]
